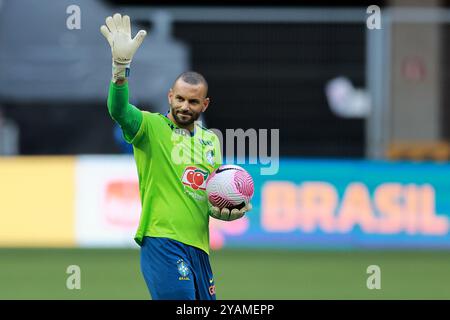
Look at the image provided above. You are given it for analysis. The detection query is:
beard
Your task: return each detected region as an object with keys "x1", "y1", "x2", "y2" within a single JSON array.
[{"x1": 172, "y1": 108, "x2": 201, "y2": 127}]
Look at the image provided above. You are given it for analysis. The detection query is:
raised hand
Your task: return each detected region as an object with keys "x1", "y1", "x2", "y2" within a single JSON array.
[{"x1": 100, "y1": 13, "x2": 147, "y2": 82}]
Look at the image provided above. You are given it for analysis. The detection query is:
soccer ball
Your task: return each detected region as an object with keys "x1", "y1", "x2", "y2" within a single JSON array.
[{"x1": 206, "y1": 165, "x2": 254, "y2": 211}]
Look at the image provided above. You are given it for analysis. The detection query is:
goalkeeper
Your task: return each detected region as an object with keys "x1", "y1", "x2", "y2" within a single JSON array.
[{"x1": 101, "y1": 13, "x2": 251, "y2": 300}]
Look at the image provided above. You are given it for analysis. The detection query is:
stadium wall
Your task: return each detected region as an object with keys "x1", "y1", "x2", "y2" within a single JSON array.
[{"x1": 1, "y1": 156, "x2": 450, "y2": 249}]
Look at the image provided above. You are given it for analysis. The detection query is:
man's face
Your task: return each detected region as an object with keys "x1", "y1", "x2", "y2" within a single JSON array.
[{"x1": 168, "y1": 79, "x2": 209, "y2": 128}]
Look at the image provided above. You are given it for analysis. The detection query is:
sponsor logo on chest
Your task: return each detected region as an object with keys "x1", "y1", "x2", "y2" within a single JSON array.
[{"x1": 181, "y1": 166, "x2": 209, "y2": 191}]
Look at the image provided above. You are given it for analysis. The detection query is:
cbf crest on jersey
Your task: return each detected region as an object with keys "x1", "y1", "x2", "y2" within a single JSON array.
[{"x1": 206, "y1": 149, "x2": 215, "y2": 167}]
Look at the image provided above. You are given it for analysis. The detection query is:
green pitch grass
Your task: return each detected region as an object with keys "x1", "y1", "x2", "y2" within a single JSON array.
[{"x1": 0, "y1": 248, "x2": 449, "y2": 299}]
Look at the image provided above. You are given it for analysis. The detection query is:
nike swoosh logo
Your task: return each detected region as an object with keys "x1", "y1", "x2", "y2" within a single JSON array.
[
  {"x1": 215, "y1": 167, "x2": 242, "y2": 174},
  {"x1": 209, "y1": 279, "x2": 214, "y2": 283}
]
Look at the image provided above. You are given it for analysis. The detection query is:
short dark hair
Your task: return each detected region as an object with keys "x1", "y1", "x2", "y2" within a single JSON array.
[{"x1": 173, "y1": 71, "x2": 208, "y2": 96}]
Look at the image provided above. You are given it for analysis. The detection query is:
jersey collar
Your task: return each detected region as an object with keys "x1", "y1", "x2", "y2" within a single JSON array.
[{"x1": 165, "y1": 111, "x2": 196, "y2": 137}]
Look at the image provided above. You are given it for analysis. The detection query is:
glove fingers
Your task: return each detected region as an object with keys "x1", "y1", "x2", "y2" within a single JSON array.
[
  {"x1": 113, "y1": 13, "x2": 123, "y2": 32},
  {"x1": 238, "y1": 203, "x2": 252, "y2": 216},
  {"x1": 231, "y1": 209, "x2": 240, "y2": 215},
  {"x1": 210, "y1": 205, "x2": 247, "y2": 221},
  {"x1": 132, "y1": 30, "x2": 147, "y2": 49},
  {"x1": 231, "y1": 213, "x2": 244, "y2": 221},
  {"x1": 105, "y1": 16, "x2": 116, "y2": 33},
  {"x1": 100, "y1": 25, "x2": 113, "y2": 46},
  {"x1": 220, "y1": 208, "x2": 230, "y2": 221},
  {"x1": 123, "y1": 15, "x2": 131, "y2": 35},
  {"x1": 229, "y1": 209, "x2": 243, "y2": 221},
  {"x1": 210, "y1": 207, "x2": 220, "y2": 219}
]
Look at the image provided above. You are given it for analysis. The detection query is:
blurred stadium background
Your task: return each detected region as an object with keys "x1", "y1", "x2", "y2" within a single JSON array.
[{"x1": 1, "y1": 0, "x2": 450, "y2": 299}]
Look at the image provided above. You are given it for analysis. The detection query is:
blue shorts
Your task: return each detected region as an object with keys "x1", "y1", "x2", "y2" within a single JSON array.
[{"x1": 140, "y1": 236, "x2": 216, "y2": 300}]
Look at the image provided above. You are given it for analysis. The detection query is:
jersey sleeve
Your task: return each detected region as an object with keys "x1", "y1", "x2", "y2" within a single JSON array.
[{"x1": 107, "y1": 81, "x2": 143, "y2": 143}]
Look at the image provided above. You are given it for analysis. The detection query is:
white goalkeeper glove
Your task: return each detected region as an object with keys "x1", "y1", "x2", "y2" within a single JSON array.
[
  {"x1": 100, "y1": 13, "x2": 147, "y2": 82},
  {"x1": 209, "y1": 203, "x2": 252, "y2": 221}
]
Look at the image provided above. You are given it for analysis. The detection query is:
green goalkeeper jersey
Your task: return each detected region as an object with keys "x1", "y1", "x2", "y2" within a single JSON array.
[{"x1": 108, "y1": 82, "x2": 222, "y2": 254}]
